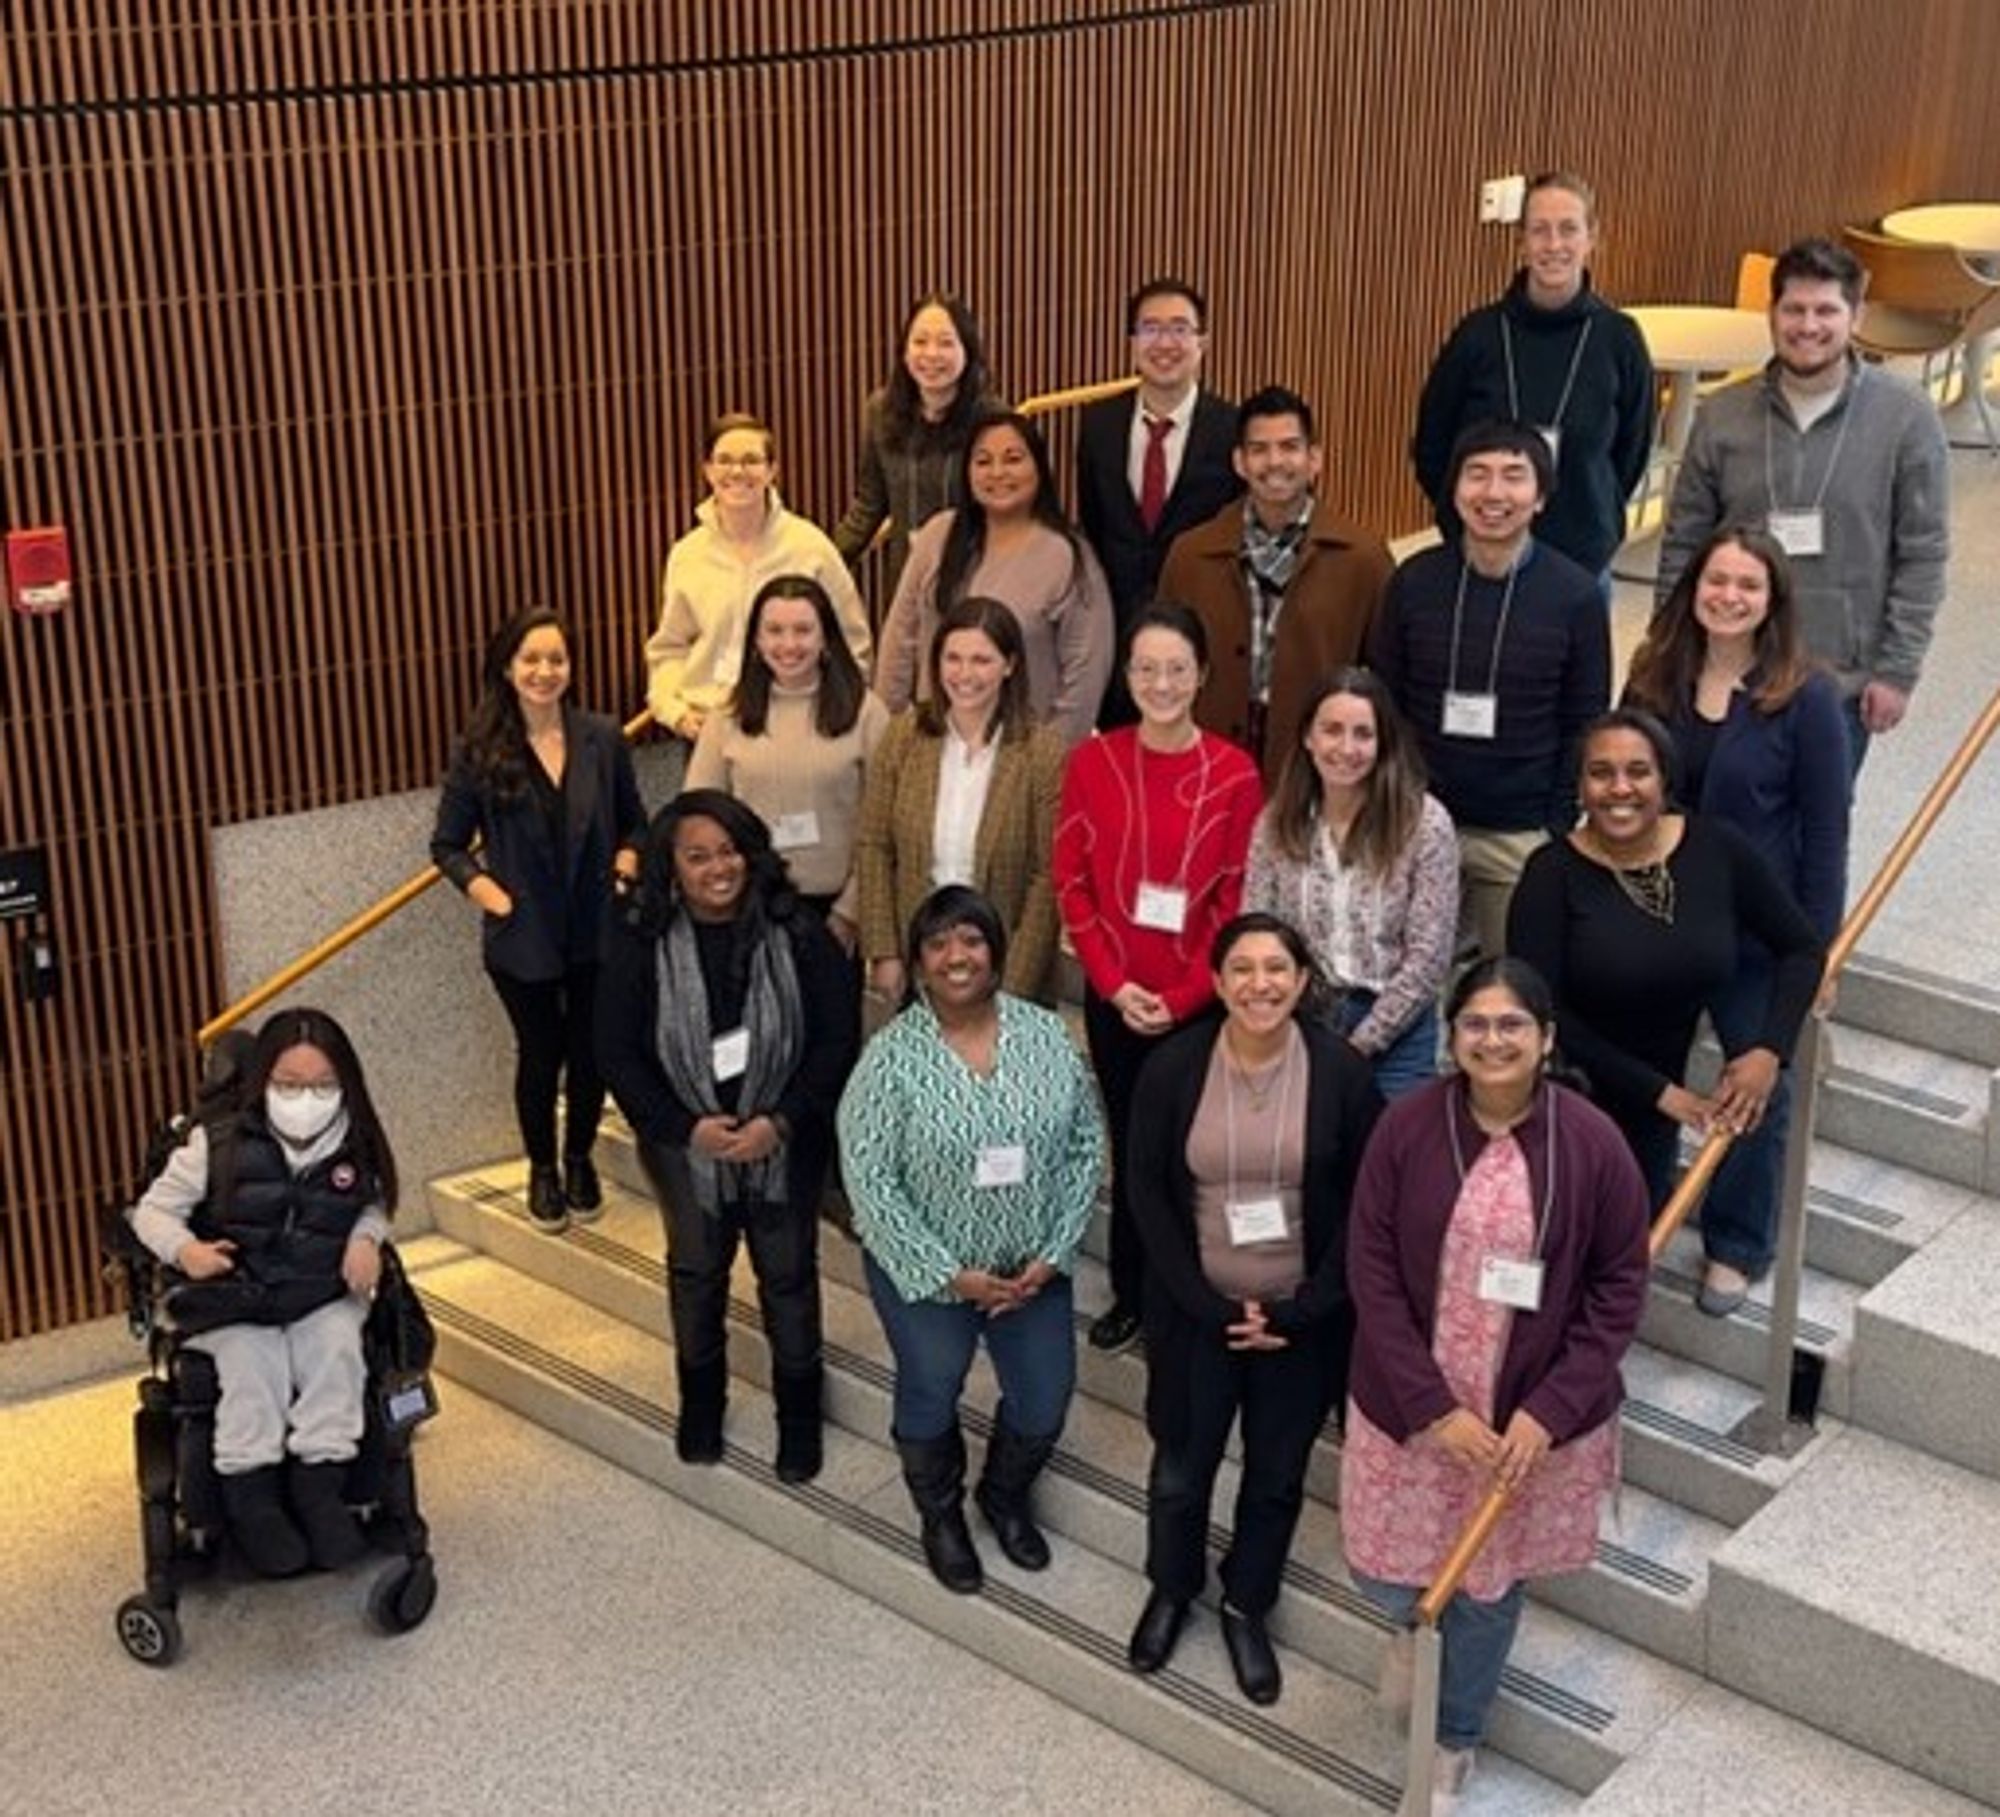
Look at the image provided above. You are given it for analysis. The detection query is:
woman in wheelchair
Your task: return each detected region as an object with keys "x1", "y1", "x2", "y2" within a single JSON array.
[{"x1": 129, "y1": 1007, "x2": 399, "y2": 1578}]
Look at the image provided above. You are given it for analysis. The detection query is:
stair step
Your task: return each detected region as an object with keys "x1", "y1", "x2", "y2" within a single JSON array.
[
  {"x1": 418, "y1": 1250, "x2": 1583, "y2": 1815},
  {"x1": 1639, "y1": 1227, "x2": 1860, "y2": 1420},
  {"x1": 427, "y1": 1164, "x2": 1709, "y2": 1789},
  {"x1": 1792, "y1": 1140, "x2": 1994, "y2": 1287},
  {"x1": 1816, "y1": 1025, "x2": 1994, "y2": 1191},
  {"x1": 1839, "y1": 952, "x2": 2000, "y2": 1071}
]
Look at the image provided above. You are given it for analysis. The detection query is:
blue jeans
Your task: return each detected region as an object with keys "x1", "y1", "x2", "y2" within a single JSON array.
[
  {"x1": 1699, "y1": 957, "x2": 1793, "y2": 1276},
  {"x1": 1352, "y1": 1571, "x2": 1525, "y2": 1750},
  {"x1": 1336, "y1": 993, "x2": 1440, "y2": 1101},
  {"x1": 863, "y1": 1254, "x2": 1076, "y2": 1443}
]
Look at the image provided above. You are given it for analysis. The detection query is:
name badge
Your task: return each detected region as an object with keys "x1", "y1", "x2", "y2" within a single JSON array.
[
  {"x1": 975, "y1": 1144, "x2": 1027, "y2": 1188},
  {"x1": 1478, "y1": 1255, "x2": 1545, "y2": 1312},
  {"x1": 770, "y1": 810, "x2": 821, "y2": 851},
  {"x1": 1442, "y1": 691, "x2": 1499, "y2": 740},
  {"x1": 1768, "y1": 508, "x2": 1825, "y2": 558},
  {"x1": 1535, "y1": 424, "x2": 1562, "y2": 464},
  {"x1": 711, "y1": 1026, "x2": 750, "y2": 1081},
  {"x1": 1134, "y1": 881, "x2": 1189, "y2": 933},
  {"x1": 1225, "y1": 1196, "x2": 1288, "y2": 1246}
]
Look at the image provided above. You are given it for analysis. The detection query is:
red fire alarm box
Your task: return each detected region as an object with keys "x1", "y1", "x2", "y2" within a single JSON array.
[{"x1": 7, "y1": 526, "x2": 73, "y2": 614}]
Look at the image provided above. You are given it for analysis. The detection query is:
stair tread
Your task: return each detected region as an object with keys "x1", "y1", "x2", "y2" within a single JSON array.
[
  {"x1": 426, "y1": 1168, "x2": 1711, "y2": 1781},
  {"x1": 418, "y1": 1248, "x2": 1583, "y2": 1814},
  {"x1": 1819, "y1": 1024, "x2": 1992, "y2": 1125}
]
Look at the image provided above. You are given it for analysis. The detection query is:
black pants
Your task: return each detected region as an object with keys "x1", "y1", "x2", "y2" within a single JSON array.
[
  {"x1": 1083, "y1": 987, "x2": 1172, "y2": 1315},
  {"x1": 639, "y1": 1140, "x2": 822, "y2": 1376},
  {"x1": 1146, "y1": 1329, "x2": 1334, "y2": 1616},
  {"x1": 489, "y1": 962, "x2": 604, "y2": 1167}
]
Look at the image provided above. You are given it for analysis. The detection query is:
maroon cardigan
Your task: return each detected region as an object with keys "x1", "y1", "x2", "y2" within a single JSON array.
[{"x1": 1345, "y1": 1075, "x2": 1650, "y2": 1446}]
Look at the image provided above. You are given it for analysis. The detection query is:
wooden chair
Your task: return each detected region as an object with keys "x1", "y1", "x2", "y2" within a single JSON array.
[{"x1": 1842, "y1": 223, "x2": 2000, "y2": 447}]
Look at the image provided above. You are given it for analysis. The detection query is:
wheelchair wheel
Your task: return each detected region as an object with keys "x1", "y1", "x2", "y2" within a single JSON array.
[
  {"x1": 116, "y1": 1595, "x2": 182, "y2": 1667},
  {"x1": 367, "y1": 1556, "x2": 436, "y2": 1635}
]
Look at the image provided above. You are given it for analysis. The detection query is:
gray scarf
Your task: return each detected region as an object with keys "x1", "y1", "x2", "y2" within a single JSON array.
[{"x1": 654, "y1": 913, "x2": 804, "y2": 1215}]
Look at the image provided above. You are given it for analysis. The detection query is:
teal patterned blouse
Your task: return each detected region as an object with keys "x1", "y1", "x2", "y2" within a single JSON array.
[{"x1": 837, "y1": 994, "x2": 1106, "y2": 1304}]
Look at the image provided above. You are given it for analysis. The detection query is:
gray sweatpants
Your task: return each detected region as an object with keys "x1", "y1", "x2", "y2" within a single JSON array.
[{"x1": 189, "y1": 1294, "x2": 369, "y2": 1475}]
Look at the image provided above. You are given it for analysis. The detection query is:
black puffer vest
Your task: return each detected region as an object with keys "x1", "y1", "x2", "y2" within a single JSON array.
[{"x1": 180, "y1": 1115, "x2": 377, "y2": 1328}]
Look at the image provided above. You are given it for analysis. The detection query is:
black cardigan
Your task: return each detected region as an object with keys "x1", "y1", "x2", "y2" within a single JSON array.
[{"x1": 1127, "y1": 1010, "x2": 1381, "y2": 1442}]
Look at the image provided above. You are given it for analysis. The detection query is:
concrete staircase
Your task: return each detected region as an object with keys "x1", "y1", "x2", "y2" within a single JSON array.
[{"x1": 404, "y1": 950, "x2": 2000, "y2": 1814}]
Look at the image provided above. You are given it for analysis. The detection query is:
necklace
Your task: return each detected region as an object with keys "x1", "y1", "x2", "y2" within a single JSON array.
[
  {"x1": 1224, "y1": 1031, "x2": 1291, "y2": 1110},
  {"x1": 1610, "y1": 859, "x2": 1675, "y2": 924}
]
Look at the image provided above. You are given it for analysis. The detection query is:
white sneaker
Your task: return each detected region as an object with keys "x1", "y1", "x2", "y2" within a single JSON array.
[
  {"x1": 1376, "y1": 1628, "x2": 1415, "y2": 1725},
  {"x1": 1431, "y1": 1745, "x2": 1475, "y2": 1815}
]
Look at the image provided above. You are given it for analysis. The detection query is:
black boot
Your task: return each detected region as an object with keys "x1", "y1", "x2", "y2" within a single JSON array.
[
  {"x1": 527, "y1": 1164, "x2": 569, "y2": 1234},
  {"x1": 288, "y1": 1457, "x2": 367, "y2": 1570},
  {"x1": 563, "y1": 1153, "x2": 603, "y2": 1223},
  {"x1": 675, "y1": 1356, "x2": 728, "y2": 1465},
  {"x1": 973, "y1": 1418, "x2": 1058, "y2": 1571},
  {"x1": 771, "y1": 1364, "x2": 824, "y2": 1484},
  {"x1": 220, "y1": 1465, "x2": 310, "y2": 1578},
  {"x1": 897, "y1": 1426, "x2": 982, "y2": 1594}
]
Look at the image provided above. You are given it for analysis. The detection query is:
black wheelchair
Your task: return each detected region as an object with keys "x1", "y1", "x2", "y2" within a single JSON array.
[{"x1": 104, "y1": 1198, "x2": 440, "y2": 1667}]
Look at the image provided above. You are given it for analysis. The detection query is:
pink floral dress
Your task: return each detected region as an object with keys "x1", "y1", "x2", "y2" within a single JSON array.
[{"x1": 1341, "y1": 1132, "x2": 1619, "y2": 1601}]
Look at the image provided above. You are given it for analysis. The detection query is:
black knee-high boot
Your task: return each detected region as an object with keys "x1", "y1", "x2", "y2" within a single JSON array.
[
  {"x1": 974, "y1": 1418, "x2": 1058, "y2": 1570},
  {"x1": 897, "y1": 1425, "x2": 982, "y2": 1594}
]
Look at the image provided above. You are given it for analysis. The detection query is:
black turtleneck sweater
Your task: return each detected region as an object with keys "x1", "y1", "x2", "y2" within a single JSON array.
[{"x1": 1412, "y1": 270, "x2": 1655, "y2": 574}]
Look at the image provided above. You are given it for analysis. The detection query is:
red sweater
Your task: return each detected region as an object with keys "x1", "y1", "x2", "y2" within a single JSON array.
[{"x1": 1054, "y1": 728, "x2": 1263, "y2": 1020}]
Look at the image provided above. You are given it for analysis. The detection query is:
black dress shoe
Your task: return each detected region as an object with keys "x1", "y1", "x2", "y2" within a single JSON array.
[
  {"x1": 1088, "y1": 1304, "x2": 1141, "y2": 1354},
  {"x1": 1126, "y1": 1588, "x2": 1189, "y2": 1674},
  {"x1": 526, "y1": 1164, "x2": 569, "y2": 1234},
  {"x1": 1221, "y1": 1604, "x2": 1281, "y2": 1705},
  {"x1": 563, "y1": 1154, "x2": 603, "y2": 1221}
]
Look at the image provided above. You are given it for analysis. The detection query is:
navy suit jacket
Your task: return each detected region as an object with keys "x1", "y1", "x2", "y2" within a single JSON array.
[
  {"x1": 1077, "y1": 386, "x2": 1242, "y2": 623},
  {"x1": 431, "y1": 706, "x2": 647, "y2": 982}
]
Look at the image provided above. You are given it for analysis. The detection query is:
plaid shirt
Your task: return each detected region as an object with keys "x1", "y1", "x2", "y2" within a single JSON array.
[{"x1": 1239, "y1": 495, "x2": 1315, "y2": 701}]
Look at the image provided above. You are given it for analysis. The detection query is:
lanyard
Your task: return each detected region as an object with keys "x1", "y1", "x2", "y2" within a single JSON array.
[
  {"x1": 1446, "y1": 1082, "x2": 1557, "y2": 1259},
  {"x1": 1132, "y1": 731, "x2": 1213, "y2": 894},
  {"x1": 1446, "y1": 552, "x2": 1523, "y2": 699},
  {"x1": 1502, "y1": 315, "x2": 1594, "y2": 428},
  {"x1": 1223, "y1": 1026, "x2": 1299, "y2": 1201},
  {"x1": 1765, "y1": 367, "x2": 1862, "y2": 514}
]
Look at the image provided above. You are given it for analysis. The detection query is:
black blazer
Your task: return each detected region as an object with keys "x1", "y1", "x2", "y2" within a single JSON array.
[
  {"x1": 1077, "y1": 386, "x2": 1242, "y2": 623},
  {"x1": 1126, "y1": 1010, "x2": 1381, "y2": 1445},
  {"x1": 431, "y1": 706, "x2": 647, "y2": 983}
]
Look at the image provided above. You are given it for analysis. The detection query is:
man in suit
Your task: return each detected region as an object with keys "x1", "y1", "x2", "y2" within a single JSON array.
[{"x1": 1078, "y1": 278, "x2": 1242, "y2": 728}]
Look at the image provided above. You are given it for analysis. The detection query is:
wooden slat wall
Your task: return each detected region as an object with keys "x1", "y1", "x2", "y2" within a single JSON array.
[{"x1": 4, "y1": 0, "x2": 1998, "y2": 1339}]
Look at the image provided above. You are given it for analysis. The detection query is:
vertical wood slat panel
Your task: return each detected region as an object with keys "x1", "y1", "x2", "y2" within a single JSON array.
[{"x1": 4, "y1": 0, "x2": 2000, "y2": 1339}]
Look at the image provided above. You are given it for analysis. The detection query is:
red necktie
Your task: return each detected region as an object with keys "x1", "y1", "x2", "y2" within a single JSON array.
[{"x1": 1139, "y1": 414, "x2": 1173, "y2": 534}]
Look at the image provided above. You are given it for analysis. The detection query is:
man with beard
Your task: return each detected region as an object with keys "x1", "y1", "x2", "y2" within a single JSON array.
[
  {"x1": 1158, "y1": 385, "x2": 1392, "y2": 785},
  {"x1": 1657, "y1": 238, "x2": 1951, "y2": 777}
]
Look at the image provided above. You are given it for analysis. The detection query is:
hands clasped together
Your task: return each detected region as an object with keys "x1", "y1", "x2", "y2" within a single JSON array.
[{"x1": 1427, "y1": 1405, "x2": 1554, "y2": 1493}]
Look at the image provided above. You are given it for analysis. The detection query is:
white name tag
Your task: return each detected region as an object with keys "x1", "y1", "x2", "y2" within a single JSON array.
[
  {"x1": 1443, "y1": 691, "x2": 1499, "y2": 740},
  {"x1": 1478, "y1": 1255, "x2": 1545, "y2": 1312},
  {"x1": 1535, "y1": 424, "x2": 1562, "y2": 464},
  {"x1": 975, "y1": 1144, "x2": 1027, "y2": 1188},
  {"x1": 1226, "y1": 1196, "x2": 1289, "y2": 1246},
  {"x1": 711, "y1": 1026, "x2": 750, "y2": 1081},
  {"x1": 1768, "y1": 508, "x2": 1825, "y2": 558},
  {"x1": 1134, "y1": 881, "x2": 1189, "y2": 933},
  {"x1": 770, "y1": 810, "x2": 821, "y2": 851}
]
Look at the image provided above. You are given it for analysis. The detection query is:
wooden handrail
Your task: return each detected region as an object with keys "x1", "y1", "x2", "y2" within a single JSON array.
[
  {"x1": 1646, "y1": 1128, "x2": 1734, "y2": 1261},
  {"x1": 1415, "y1": 1485, "x2": 1512, "y2": 1624},
  {"x1": 197, "y1": 708, "x2": 656, "y2": 1046},
  {"x1": 1017, "y1": 374, "x2": 1141, "y2": 416}
]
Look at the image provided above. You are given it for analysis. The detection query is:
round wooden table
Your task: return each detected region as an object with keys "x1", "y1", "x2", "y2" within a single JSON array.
[
  {"x1": 1880, "y1": 202, "x2": 2000, "y2": 447},
  {"x1": 1626, "y1": 305, "x2": 1773, "y2": 455}
]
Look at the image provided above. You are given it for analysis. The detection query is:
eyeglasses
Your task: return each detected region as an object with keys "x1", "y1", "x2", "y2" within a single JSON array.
[
  {"x1": 1133, "y1": 321, "x2": 1200, "y2": 343},
  {"x1": 269, "y1": 1080, "x2": 341, "y2": 1102},
  {"x1": 1454, "y1": 1013, "x2": 1540, "y2": 1041},
  {"x1": 1127, "y1": 661, "x2": 1198, "y2": 684},
  {"x1": 709, "y1": 454, "x2": 769, "y2": 472}
]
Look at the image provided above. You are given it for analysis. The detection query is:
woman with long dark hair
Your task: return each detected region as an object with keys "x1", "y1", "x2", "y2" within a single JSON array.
[
  {"x1": 128, "y1": 1007, "x2": 400, "y2": 1578},
  {"x1": 1246, "y1": 667, "x2": 1458, "y2": 1100},
  {"x1": 1121, "y1": 914, "x2": 1379, "y2": 1705},
  {"x1": 432, "y1": 607, "x2": 645, "y2": 1233},
  {"x1": 1622, "y1": 526, "x2": 1848, "y2": 1311},
  {"x1": 875, "y1": 409, "x2": 1113, "y2": 747},
  {"x1": 833, "y1": 292, "x2": 997, "y2": 600},
  {"x1": 1342, "y1": 956, "x2": 1650, "y2": 1809},
  {"x1": 597, "y1": 792, "x2": 858, "y2": 1481},
  {"x1": 687, "y1": 573, "x2": 891, "y2": 955}
]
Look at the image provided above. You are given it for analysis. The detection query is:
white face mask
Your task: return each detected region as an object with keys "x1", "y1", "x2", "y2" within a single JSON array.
[{"x1": 265, "y1": 1088, "x2": 344, "y2": 1147}]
